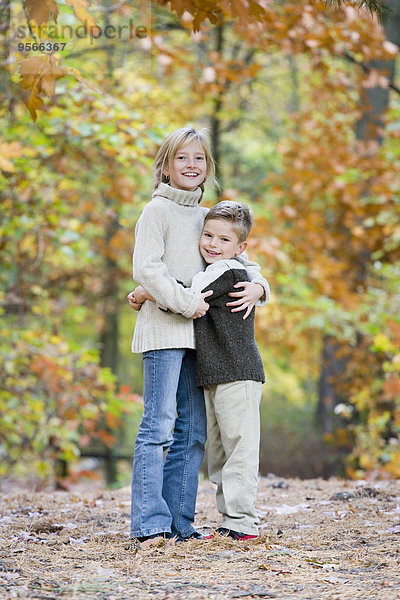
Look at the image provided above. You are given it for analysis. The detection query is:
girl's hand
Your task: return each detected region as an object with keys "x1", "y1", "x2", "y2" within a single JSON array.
[
  {"x1": 127, "y1": 290, "x2": 143, "y2": 311},
  {"x1": 134, "y1": 285, "x2": 155, "y2": 303},
  {"x1": 226, "y1": 282, "x2": 264, "y2": 320},
  {"x1": 192, "y1": 290, "x2": 213, "y2": 319},
  {"x1": 127, "y1": 286, "x2": 156, "y2": 311}
]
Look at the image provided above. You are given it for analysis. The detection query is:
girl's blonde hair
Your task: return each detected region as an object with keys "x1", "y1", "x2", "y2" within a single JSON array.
[{"x1": 153, "y1": 126, "x2": 216, "y2": 196}]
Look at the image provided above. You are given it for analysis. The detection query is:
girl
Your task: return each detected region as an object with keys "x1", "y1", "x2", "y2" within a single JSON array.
[{"x1": 128, "y1": 126, "x2": 267, "y2": 542}]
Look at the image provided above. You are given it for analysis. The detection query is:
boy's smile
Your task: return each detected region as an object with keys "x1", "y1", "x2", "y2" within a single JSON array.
[
  {"x1": 163, "y1": 140, "x2": 206, "y2": 191},
  {"x1": 200, "y1": 219, "x2": 247, "y2": 264}
]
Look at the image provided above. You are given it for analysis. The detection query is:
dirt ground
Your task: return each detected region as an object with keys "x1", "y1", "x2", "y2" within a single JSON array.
[{"x1": 1, "y1": 475, "x2": 400, "y2": 600}]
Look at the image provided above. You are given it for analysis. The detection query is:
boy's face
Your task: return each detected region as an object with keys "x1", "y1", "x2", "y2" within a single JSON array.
[
  {"x1": 200, "y1": 218, "x2": 247, "y2": 264},
  {"x1": 163, "y1": 140, "x2": 206, "y2": 191}
]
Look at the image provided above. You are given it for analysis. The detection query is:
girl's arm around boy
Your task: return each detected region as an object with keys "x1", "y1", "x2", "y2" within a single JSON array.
[{"x1": 132, "y1": 200, "x2": 212, "y2": 319}]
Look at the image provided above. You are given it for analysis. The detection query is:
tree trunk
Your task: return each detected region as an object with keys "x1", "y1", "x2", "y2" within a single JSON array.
[
  {"x1": 210, "y1": 24, "x2": 224, "y2": 196},
  {"x1": 98, "y1": 196, "x2": 120, "y2": 486},
  {"x1": 98, "y1": 10, "x2": 120, "y2": 485},
  {"x1": 316, "y1": 336, "x2": 347, "y2": 432},
  {"x1": 355, "y1": 0, "x2": 399, "y2": 144}
]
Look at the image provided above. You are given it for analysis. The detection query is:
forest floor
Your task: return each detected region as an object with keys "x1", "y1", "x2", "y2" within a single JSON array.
[{"x1": 1, "y1": 475, "x2": 400, "y2": 600}]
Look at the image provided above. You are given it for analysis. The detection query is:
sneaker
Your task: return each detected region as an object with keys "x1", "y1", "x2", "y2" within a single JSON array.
[
  {"x1": 136, "y1": 532, "x2": 172, "y2": 543},
  {"x1": 176, "y1": 530, "x2": 214, "y2": 543},
  {"x1": 216, "y1": 527, "x2": 258, "y2": 541}
]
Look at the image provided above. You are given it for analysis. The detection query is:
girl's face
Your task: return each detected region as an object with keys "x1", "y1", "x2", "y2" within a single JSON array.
[{"x1": 163, "y1": 140, "x2": 207, "y2": 191}]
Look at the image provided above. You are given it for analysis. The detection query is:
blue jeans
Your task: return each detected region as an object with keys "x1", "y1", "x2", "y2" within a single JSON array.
[{"x1": 130, "y1": 349, "x2": 206, "y2": 538}]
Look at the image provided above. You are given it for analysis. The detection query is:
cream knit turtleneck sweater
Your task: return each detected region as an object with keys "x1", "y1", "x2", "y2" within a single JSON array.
[{"x1": 131, "y1": 183, "x2": 269, "y2": 353}]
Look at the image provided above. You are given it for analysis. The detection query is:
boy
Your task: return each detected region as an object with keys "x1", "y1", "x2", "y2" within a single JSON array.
[{"x1": 190, "y1": 201, "x2": 267, "y2": 540}]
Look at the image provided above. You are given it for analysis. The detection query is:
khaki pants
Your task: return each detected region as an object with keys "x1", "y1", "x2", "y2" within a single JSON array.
[{"x1": 204, "y1": 380, "x2": 262, "y2": 535}]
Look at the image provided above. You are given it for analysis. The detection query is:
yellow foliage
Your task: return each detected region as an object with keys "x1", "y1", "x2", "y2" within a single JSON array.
[
  {"x1": 31, "y1": 285, "x2": 44, "y2": 295},
  {"x1": 350, "y1": 389, "x2": 373, "y2": 411},
  {"x1": 391, "y1": 354, "x2": 400, "y2": 371},
  {"x1": 359, "y1": 452, "x2": 376, "y2": 471},
  {"x1": 372, "y1": 333, "x2": 396, "y2": 354},
  {"x1": 19, "y1": 234, "x2": 36, "y2": 254},
  {"x1": 384, "y1": 453, "x2": 400, "y2": 478},
  {"x1": 0, "y1": 141, "x2": 24, "y2": 173},
  {"x1": 34, "y1": 460, "x2": 52, "y2": 478}
]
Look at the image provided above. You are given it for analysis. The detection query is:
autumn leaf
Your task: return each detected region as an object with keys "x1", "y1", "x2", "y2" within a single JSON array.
[
  {"x1": 19, "y1": 56, "x2": 47, "y2": 84},
  {"x1": 27, "y1": 89, "x2": 44, "y2": 122},
  {"x1": 65, "y1": 0, "x2": 100, "y2": 35},
  {"x1": 40, "y1": 75, "x2": 57, "y2": 97},
  {"x1": 24, "y1": 0, "x2": 58, "y2": 26},
  {"x1": 229, "y1": 0, "x2": 255, "y2": 23},
  {"x1": 160, "y1": 0, "x2": 269, "y2": 28},
  {"x1": 193, "y1": 11, "x2": 209, "y2": 32},
  {"x1": 64, "y1": 66, "x2": 102, "y2": 94},
  {"x1": 19, "y1": 55, "x2": 65, "y2": 120}
]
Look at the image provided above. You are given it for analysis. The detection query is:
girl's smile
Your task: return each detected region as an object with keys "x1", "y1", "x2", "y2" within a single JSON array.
[{"x1": 163, "y1": 140, "x2": 207, "y2": 191}]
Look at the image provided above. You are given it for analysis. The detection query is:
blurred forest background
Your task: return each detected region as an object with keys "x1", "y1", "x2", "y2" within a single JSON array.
[{"x1": 1, "y1": 0, "x2": 400, "y2": 489}]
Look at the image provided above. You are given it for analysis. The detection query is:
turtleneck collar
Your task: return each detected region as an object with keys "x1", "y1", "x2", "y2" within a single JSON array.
[{"x1": 152, "y1": 182, "x2": 202, "y2": 207}]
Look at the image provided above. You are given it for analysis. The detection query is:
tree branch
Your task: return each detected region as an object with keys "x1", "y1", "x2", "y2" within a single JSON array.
[
  {"x1": 343, "y1": 50, "x2": 400, "y2": 96},
  {"x1": 324, "y1": 0, "x2": 388, "y2": 21}
]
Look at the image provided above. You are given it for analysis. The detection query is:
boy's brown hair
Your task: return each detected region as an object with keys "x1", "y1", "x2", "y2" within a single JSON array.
[{"x1": 204, "y1": 201, "x2": 253, "y2": 243}]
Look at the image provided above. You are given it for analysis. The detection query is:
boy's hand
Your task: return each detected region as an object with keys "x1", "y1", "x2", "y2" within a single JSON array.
[
  {"x1": 226, "y1": 282, "x2": 264, "y2": 320},
  {"x1": 192, "y1": 290, "x2": 213, "y2": 319}
]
